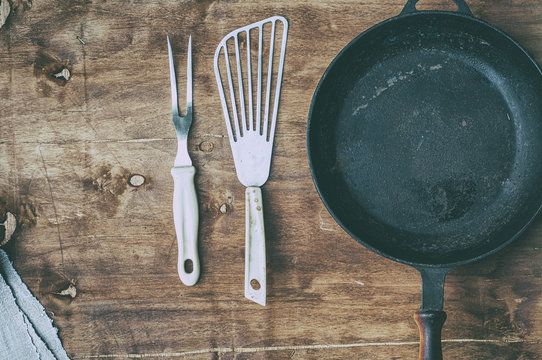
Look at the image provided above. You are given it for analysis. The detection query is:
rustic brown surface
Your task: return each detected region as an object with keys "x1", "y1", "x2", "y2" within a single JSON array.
[{"x1": 1, "y1": 0, "x2": 542, "y2": 359}]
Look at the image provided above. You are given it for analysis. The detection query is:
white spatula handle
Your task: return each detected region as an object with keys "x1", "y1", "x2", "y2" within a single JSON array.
[
  {"x1": 245, "y1": 186, "x2": 266, "y2": 306},
  {"x1": 171, "y1": 166, "x2": 200, "y2": 286}
]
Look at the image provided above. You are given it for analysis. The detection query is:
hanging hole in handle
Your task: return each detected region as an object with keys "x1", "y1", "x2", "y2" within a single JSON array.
[
  {"x1": 401, "y1": 0, "x2": 472, "y2": 16},
  {"x1": 414, "y1": 0, "x2": 458, "y2": 12},
  {"x1": 250, "y1": 279, "x2": 261, "y2": 290},
  {"x1": 184, "y1": 259, "x2": 194, "y2": 274}
]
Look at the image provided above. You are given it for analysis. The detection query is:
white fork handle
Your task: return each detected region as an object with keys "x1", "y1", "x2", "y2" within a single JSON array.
[
  {"x1": 245, "y1": 186, "x2": 266, "y2": 306},
  {"x1": 171, "y1": 166, "x2": 200, "y2": 286}
]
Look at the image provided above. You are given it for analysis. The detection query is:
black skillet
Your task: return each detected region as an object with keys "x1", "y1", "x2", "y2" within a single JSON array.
[{"x1": 307, "y1": 0, "x2": 542, "y2": 358}]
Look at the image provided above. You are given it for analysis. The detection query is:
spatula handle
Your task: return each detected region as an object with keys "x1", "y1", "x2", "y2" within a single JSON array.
[
  {"x1": 245, "y1": 186, "x2": 266, "y2": 306},
  {"x1": 171, "y1": 166, "x2": 200, "y2": 286}
]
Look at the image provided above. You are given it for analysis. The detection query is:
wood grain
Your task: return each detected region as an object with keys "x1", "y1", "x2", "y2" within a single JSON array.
[{"x1": 1, "y1": 0, "x2": 542, "y2": 359}]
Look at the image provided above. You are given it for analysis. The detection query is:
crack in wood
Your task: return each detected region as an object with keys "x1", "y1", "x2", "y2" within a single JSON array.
[
  {"x1": 0, "y1": 138, "x2": 176, "y2": 145},
  {"x1": 38, "y1": 146, "x2": 65, "y2": 269},
  {"x1": 71, "y1": 338, "x2": 535, "y2": 358}
]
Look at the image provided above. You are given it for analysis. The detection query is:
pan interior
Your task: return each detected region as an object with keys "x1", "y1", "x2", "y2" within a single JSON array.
[{"x1": 308, "y1": 13, "x2": 542, "y2": 266}]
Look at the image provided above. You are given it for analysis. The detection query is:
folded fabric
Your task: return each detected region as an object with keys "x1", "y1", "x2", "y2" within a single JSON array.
[{"x1": 0, "y1": 249, "x2": 69, "y2": 360}]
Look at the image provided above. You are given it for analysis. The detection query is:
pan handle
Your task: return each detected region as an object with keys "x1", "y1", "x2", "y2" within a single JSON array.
[
  {"x1": 401, "y1": 0, "x2": 473, "y2": 16},
  {"x1": 414, "y1": 267, "x2": 450, "y2": 360},
  {"x1": 414, "y1": 310, "x2": 447, "y2": 360}
]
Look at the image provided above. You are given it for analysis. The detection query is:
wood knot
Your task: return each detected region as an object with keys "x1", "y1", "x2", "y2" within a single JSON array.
[
  {"x1": 0, "y1": 212, "x2": 16, "y2": 246},
  {"x1": 52, "y1": 68, "x2": 70, "y2": 81},
  {"x1": 33, "y1": 50, "x2": 72, "y2": 86},
  {"x1": 53, "y1": 282, "x2": 77, "y2": 299},
  {"x1": 128, "y1": 174, "x2": 146, "y2": 187},
  {"x1": 0, "y1": 194, "x2": 37, "y2": 245},
  {"x1": 199, "y1": 141, "x2": 214, "y2": 153},
  {"x1": 219, "y1": 203, "x2": 229, "y2": 214}
]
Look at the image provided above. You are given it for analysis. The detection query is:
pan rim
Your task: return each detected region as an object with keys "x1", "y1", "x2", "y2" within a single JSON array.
[{"x1": 306, "y1": 9, "x2": 542, "y2": 268}]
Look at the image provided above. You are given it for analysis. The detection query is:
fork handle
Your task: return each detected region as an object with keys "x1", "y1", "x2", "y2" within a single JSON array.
[
  {"x1": 245, "y1": 186, "x2": 266, "y2": 306},
  {"x1": 171, "y1": 166, "x2": 200, "y2": 286}
]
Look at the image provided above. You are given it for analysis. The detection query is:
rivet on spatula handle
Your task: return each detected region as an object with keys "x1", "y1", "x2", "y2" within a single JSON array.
[{"x1": 245, "y1": 186, "x2": 266, "y2": 306}]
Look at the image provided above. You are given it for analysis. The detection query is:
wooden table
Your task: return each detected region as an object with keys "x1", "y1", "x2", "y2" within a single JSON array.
[{"x1": 1, "y1": 0, "x2": 542, "y2": 358}]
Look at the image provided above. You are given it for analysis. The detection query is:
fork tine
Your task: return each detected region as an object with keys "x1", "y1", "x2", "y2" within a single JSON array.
[
  {"x1": 186, "y1": 35, "x2": 193, "y2": 110},
  {"x1": 167, "y1": 36, "x2": 179, "y2": 117}
]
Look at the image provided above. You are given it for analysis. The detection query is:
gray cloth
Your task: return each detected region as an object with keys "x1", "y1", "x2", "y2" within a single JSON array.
[{"x1": 0, "y1": 249, "x2": 69, "y2": 360}]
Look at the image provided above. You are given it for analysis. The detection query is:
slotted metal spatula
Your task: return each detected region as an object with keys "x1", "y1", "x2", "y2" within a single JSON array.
[{"x1": 214, "y1": 16, "x2": 288, "y2": 306}]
